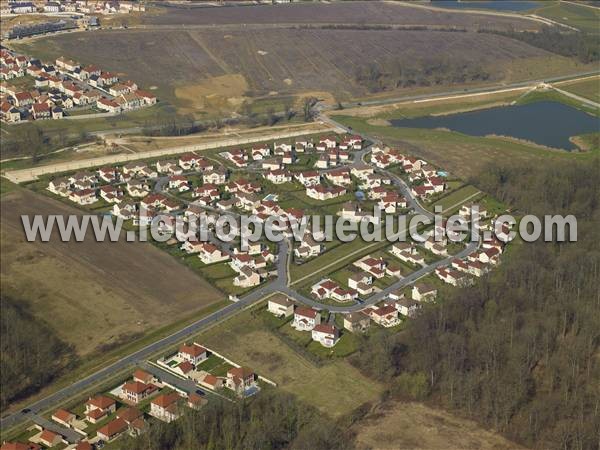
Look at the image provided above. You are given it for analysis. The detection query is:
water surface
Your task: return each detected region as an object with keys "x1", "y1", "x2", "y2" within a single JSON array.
[
  {"x1": 390, "y1": 101, "x2": 599, "y2": 150},
  {"x1": 430, "y1": 1, "x2": 542, "y2": 12}
]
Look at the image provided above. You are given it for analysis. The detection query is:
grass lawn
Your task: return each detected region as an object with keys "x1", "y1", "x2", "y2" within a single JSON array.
[
  {"x1": 534, "y1": 1, "x2": 600, "y2": 34},
  {"x1": 559, "y1": 77, "x2": 600, "y2": 103},
  {"x1": 196, "y1": 355, "x2": 225, "y2": 372},
  {"x1": 430, "y1": 185, "x2": 482, "y2": 214}
]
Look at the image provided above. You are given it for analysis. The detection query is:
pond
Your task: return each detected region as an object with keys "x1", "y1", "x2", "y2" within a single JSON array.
[
  {"x1": 430, "y1": 1, "x2": 542, "y2": 12},
  {"x1": 390, "y1": 101, "x2": 599, "y2": 151}
]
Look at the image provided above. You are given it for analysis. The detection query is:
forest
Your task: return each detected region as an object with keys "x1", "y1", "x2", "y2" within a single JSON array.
[
  {"x1": 486, "y1": 26, "x2": 600, "y2": 64},
  {"x1": 353, "y1": 56, "x2": 490, "y2": 93},
  {"x1": 351, "y1": 157, "x2": 600, "y2": 450},
  {"x1": 90, "y1": 157, "x2": 599, "y2": 450},
  {"x1": 0, "y1": 295, "x2": 77, "y2": 409},
  {"x1": 118, "y1": 390, "x2": 353, "y2": 450}
]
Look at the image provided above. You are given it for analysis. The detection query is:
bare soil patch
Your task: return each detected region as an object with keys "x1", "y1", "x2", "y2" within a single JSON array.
[{"x1": 175, "y1": 73, "x2": 249, "y2": 115}]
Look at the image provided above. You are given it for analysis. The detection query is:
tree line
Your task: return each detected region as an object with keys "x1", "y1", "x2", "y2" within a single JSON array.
[
  {"x1": 118, "y1": 389, "x2": 354, "y2": 450},
  {"x1": 0, "y1": 295, "x2": 77, "y2": 410},
  {"x1": 483, "y1": 26, "x2": 600, "y2": 64},
  {"x1": 354, "y1": 56, "x2": 490, "y2": 93},
  {"x1": 350, "y1": 157, "x2": 600, "y2": 450}
]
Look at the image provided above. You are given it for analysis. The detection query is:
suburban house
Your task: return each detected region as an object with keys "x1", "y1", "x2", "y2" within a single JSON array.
[
  {"x1": 51, "y1": 409, "x2": 75, "y2": 428},
  {"x1": 306, "y1": 184, "x2": 346, "y2": 201},
  {"x1": 85, "y1": 395, "x2": 116, "y2": 423},
  {"x1": 225, "y1": 367, "x2": 257, "y2": 396},
  {"x1": 121, "y1": 381, "x2": 155, "y2": 404},
  {"x1": 234, "y1": 266, "x2": 261, "y2": 288},
  {"x1": 354, "y1": 255, "x2": 387, "y2": 279},
  {"x1": 366, "y1": 304, "x2": 400, "y2": 327},
  {"x1": 294, "y1": 235, "x2": 323, "y2": 260},
  {"x1": 395, "y1": 298, "x2": 421, "y2": 317},
  {"x1": 412, "y1": 283, "x2": 438, "y2": 301},
  {"x1": 295, "y1": 171, "x2": 320, "y2": 186},
  {"x1": 311, "y1": 324, "x2": 339, "y2": 347},
  {"x1": 348, "y1": 272, "x2": 374, "y2": 296},
  {"x1": 292, "y1": 307, "x2": 321, "y2": 331},
  {"x1": 178, "y1": 343, "x2": 208, "y2": 366},
  {"x1": 267, "y1": 296, "x2": 295, "y2": 318},
  {"x1": 435, "y1": 267, "x2": 470, "y2": 287},
  {"x1": 390, "y1": 243, "x2": 425, "y2": 266},
  {"x1": 198, "y1": 243, "x2": 230, "y2": 264},
  {"x1": 97, "y1": 418, "x2": 128, "y2": 442},
  {"x1": 39, "y1": 430, "x2": 62, "y2": 448},
  {"x1": 133, "y1": 369, "x2": 155, "y2": 385},
  {"x1": 69, "y1": 189, "x2": 97, "y2": 205},
  {"x1": 150, "y1": 393, "x2": 181, "y2": 423},
  {"x1": 343, "y1": 312, "x2": 371, "y2": 333}
]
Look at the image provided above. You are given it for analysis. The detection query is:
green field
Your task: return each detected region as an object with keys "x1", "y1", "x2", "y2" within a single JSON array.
[
  {"x1": 560, "y1": 77, "x2": 600, "y2": 103},
  {"x1": 534, "y1": 2, "x2": 600, "y2": 34}
]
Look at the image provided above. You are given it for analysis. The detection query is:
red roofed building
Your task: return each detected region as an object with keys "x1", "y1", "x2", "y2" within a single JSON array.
[
  {"x1": 121, "y1": 381, "x2": 155, "y2": 404},
  {"x1": 150, "y1": 393, "x2": 181, "y2": 423},
  {"x1": 292, "y1": 307, "x2": 321, "y2": 331},
  {"x1": 97, "y1": 418, "x2": 128, "y2": 442},
  {"x1": 39, "y1": 430, "x2": 61, "y2": 448},
  {"x1": 311, "y1": 323, "x2": 339, "y2": 347},
  {"x1": 225, "y1": 367, "x2": 256, "y2": 395},
  {"x1": 177, "y1": 343, "x2": 207, "y2": 365}
]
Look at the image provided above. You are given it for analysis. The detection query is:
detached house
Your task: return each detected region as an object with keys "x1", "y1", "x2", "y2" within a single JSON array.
[
  {"x1": 178, "y1": 343, "x2": 208, "y2": 366},
  {"x1": 292, "y1": 307, "x2": 321, "y2": 331},
  {"x1": 225, "y1": 367, "x2": 257, "y2": 396},
  {"x1": 85, "y1": 395, "x2": 116, "y2": 423},
  {"x1": 344, "y1": 312, "x2": 371, "y2": 333},
  {"x1": 367, "y1": 304, "x2": 400, "y2": 328},
  {"x1": 267, "y1": 296, "x2": 295, "y2": 318},
  {"x1": 412, "y1": 283, "x2": 437, "y2": 301},
  {"x1": 150, "y1": 392, "x2": 181, "y2": 423},
  {"x1": 121, "y1": 381, "x2": 155, "y2": 404},
  {"x1": 311, "y1": 324, "x2": 339, "y2": 348}
]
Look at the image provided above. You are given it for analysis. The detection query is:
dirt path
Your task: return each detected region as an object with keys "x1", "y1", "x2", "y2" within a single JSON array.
[{"x1": 2, "y1": 123, "x2": 334, "y2": 183}]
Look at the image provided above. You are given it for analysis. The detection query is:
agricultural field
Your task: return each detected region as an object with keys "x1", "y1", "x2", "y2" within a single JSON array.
[
  {"x1": 0, "y1": 187, "x2": 224, "y2": 357},
  {"x1": 145, "y1": 1, "x2": 543, "y2": 30},
  {"x1": 11, "y1": 27, "x2": 563, "y2": 116}
]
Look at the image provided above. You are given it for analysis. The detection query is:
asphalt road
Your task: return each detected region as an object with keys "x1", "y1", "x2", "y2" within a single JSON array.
[{"x1": 1, "y1": 90, "x2": 484, "y2": 434}]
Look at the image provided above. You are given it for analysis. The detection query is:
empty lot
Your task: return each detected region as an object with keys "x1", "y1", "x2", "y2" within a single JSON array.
[
  {"x1": 0, "y1": 188, "x2": 223, "y2": 357},
  {"x1": 13, "y1": 28, "x2": 553, "y2": 111},
  {"x1": 353, "y1": 401, "x2": 525, "y2": 450}
]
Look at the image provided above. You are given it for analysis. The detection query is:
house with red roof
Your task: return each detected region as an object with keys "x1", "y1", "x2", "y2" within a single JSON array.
[
  {"x1": 150, "y1": 393, "x2": 181, "y2": 423},
  {"x1": 311, "y1": 324, "x2": 339, "y2": 347},
  {"x1": 177, "y1": 343, "x2": 207, "y2": 366},
  {"x1": 97, "y1": 418, "x2": 128, "y2": 442},
  {"x1": 225, "y1": 367, "x2": 256, "y2": 396},
  {"x1": 121, "y1": 381, "x2": 155, "y2": 404},
  {"x1": 39, "y1": 430, "x2": 61, "y2": 448},
  {"x1": 292, "y1": 307, "x2": 321, "y2": 331}
]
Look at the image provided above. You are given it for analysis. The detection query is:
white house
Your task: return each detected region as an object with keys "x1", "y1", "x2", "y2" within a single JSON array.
[
  {"x1": 311, "y1": 324, "x2": 339, "y2": 348},
  {"x1": 292, "y1": 307, "x2": 321, "y2": 331}
]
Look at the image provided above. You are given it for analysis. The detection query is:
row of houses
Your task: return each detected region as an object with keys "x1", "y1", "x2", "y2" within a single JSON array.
[
  {"x1": 1, "y1": 1, "x2": 145, "y2": 15},
  {"x1": 0, "y1": 48, "x2": 157, "y2": 123}
]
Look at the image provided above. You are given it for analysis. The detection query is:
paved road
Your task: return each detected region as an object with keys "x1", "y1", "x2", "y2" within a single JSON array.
[
  {"x1": 1, "y1": 84, "x2": 486, "y2": 434},
  {"x1": 328, "y1": 70, "x2": 600, "y2": 110}
]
